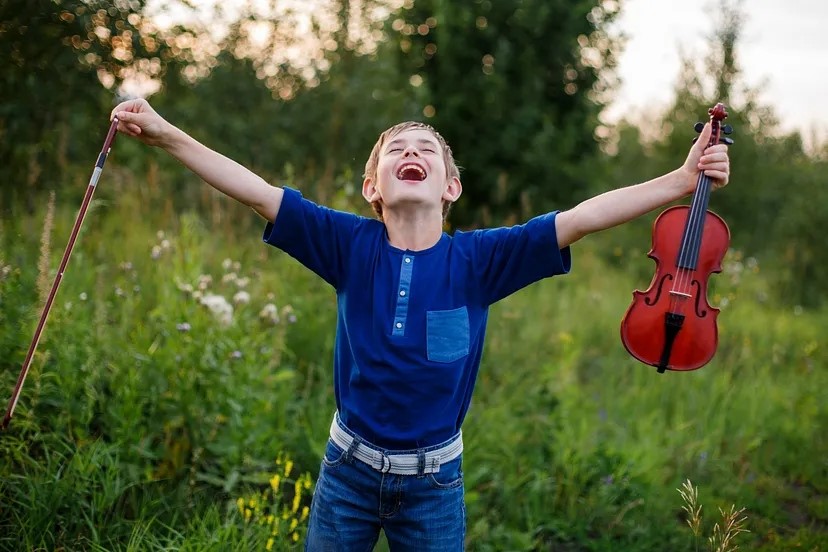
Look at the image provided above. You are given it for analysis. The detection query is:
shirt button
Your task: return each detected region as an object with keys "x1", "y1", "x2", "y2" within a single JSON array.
[
  {"x1": 399, "y1": 290, "x2": 406, "y2": 297},
  {"x1": 396, "y1": 322, "x2": 403, "y2": 329},
  {"x1": 404, "y1": 257, "x2": 411, "y2": 263}
]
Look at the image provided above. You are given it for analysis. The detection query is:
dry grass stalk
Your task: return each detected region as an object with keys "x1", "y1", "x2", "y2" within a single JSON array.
[
  {"x1": 709, "y1": 504, "x2": 749, "y2": 552},
  {"x1": 678, "y1": 478, "x2": 703, "y2": 538},
  {"x1": 36, "y1": 190, "x2": 57, "y2": 305}
]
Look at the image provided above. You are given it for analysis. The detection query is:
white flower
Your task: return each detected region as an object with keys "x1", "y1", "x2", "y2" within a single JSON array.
[
  {"x1": 222, "y1": 258, "x2": 233, "y2": 270},
  {"x1": 259, "y1": 303, "x2": 279, "y2": 324},
  {"x1": 222, "y1": 272, "x2": 238, "y2": 284},
  {"x1": 79, "y1": 292, "x2": 88, "y2": 301},
  {"x1": 151, "y1": 245, "x2": 162, "y2": 259},
  {"x1": 200, "y1": 293, "x2": 233, "y2": 325},
  {"x1": 236, "y1": 277, "x2": 250, "y2": 289},
  {"x1": 233, "y1": 291, "x2": 251, "y2": 305}
]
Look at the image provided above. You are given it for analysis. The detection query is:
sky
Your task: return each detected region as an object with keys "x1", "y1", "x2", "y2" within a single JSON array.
[
  {"x1": 146, "y1": 0, "x2": 828, "y2": 147},
  {"x1": 606, "y1": 0, "x2": 828, "y2": 146}
]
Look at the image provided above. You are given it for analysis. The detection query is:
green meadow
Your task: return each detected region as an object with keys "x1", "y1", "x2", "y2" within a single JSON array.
[{"x1": 1, "y1": 173, "x2": 825, "y2": 551}]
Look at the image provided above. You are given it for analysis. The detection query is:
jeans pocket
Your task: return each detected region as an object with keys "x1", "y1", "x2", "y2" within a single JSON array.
[
  {"x1": 321, "y1": 439, "x2": 347, "y2": 468},
  {"x1": 426, "y1": 457, "x2": 464, "y2": 490},
  {"x1": 426, "y1": 307, "x2": 470, "y2": 363}
]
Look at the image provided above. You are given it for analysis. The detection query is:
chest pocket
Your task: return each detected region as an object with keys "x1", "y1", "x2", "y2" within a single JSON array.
[{"x1": 426, "y1": 306, "x2": 470, "y2": 363}]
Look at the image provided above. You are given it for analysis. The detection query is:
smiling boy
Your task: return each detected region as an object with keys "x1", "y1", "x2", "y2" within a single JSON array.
[{"x1": 112, "y1": 101, "x2": 729, "y2": 551}]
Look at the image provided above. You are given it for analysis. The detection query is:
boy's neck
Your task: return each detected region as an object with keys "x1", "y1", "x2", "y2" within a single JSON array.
[{"x1": 383, "y1": 209, "x2": 444, "y2": 252}]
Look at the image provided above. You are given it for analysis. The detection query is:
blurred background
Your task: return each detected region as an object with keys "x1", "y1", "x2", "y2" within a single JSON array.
[{"x1": 1, "y1": 1, "x2": 826, "y2": 550}]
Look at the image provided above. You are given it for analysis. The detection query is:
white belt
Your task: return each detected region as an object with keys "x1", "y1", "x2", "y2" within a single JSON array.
[{"x1": 328, "y1": 413, "x2": 463, "y2": 475}]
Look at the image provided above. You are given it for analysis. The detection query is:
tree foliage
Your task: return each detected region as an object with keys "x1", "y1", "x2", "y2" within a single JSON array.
[{"x1": 387, "y1": 0, "x2": 622, "y2": 225}]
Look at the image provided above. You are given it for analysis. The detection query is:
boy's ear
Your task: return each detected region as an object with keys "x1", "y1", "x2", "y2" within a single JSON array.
[
  {"x1": 443, "y1": 176, "x2": 462, "y2": 203},
  {"x1": 362, "y1": 177, "x2": 380, "y2": 203}
]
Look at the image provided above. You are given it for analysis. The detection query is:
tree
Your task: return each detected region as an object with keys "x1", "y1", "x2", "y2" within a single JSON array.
[
  {"x1": 0, "y1": 0, "x2": 184, "y2": 211},
  {"x1": 387, "y1": 0, "x2": 621, "y2": 226}
]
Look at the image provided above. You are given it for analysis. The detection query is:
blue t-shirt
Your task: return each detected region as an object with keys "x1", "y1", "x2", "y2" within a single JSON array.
[{"x1": 263, "y1": 187, "x2": 571, "y2": 449}]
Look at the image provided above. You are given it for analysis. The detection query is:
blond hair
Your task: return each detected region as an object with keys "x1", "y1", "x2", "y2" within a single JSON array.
[{"x1": 363, "y1": 121, "x2": 461, "y2": 221}]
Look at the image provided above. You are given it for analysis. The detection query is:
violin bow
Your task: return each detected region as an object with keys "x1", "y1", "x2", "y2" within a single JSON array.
[{"x1": 2, "y1": 117, "x2": 120, "y2": 430}]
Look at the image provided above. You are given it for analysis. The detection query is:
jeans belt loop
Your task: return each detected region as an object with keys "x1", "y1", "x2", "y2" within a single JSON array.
[{"x1": 417, "y1": 450, "x2": 426, "y2": 476}]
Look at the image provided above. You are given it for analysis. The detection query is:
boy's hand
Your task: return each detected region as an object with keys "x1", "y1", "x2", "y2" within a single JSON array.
[
  {"x1": 110, "y1": 98, "x2": 172, "y2": 148},
  {"x1": 680, "y1": 122, "x2": 730, "y2": 195}
]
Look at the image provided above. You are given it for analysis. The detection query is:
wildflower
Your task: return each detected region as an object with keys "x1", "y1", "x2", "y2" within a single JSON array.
[
  {"x1": 222, "y1": 272, "x2": 238, "y2": 284},
  {"x1": 244, "y1": 508, "x2": 252, "y2": 522},
  {"x1": 151, "y1": 245, "x2": 162, "y2": 259},
  {"x1": 79, "y1": 292, "x2": 88, "y2": 301},
  {"x1": 177, "y1": 281, "x2": 194, "y2": 294},
  {"x1": 177, "y1": 322, "x2": 191, "y2": 332},
  {"x1": 161, "y1": 239, "x2": 171, "y2": 250},
  {"x1": 156, "y1": 230, "x2": 165, "y2": 240},
  {"x1": 259, "y1": 303, "x2": 280, "y2": 325},
  {"x1": 292, "y1": 532, "x2": 299, "y2": 542},
  {"x1": 133, "y1": 285, "x2": 141, "y2": 294},
  {"x1": 236, "y1": 277, "x2": 250, "y2": 289},
  {"x1": 301, "y1": 506, "x2": 309, "y2": 521},
  {"x1": 119, "y1": 261, "x2": 133, "y2": 271},
  {"x1": 266, "y1": 538, "x2": 274, "y2": 551},
  {"x1": 233, "y1": 261, "x2": 241, "y2": 272},
  {"x1": 270, "y1": 474, "x2": 281, "y2": 492},
  {"x1": 222, "y1": 258, "x2": 233, "y2": 270},
  {"x1": 233, "y1": 291, "x2": 251, "y2": 305},
  {"x1": 281, "y1": 305, "x2": 297, "y2": 324},
  {"x1": 289, "y1": 518, "x2": 298, "y2": 532},
  {"x1": 230, "y1": 350, "x2": 243, "y2": 360},
  {"x1": 200, "y1": 294, "x2": 233, "y2": 325},
  {"x1": 115, "y1": 287, "x2": 124, "y2": 297},
  {"x1": 197, "y1": 274, "x2": 213, "y2": 290},
  {"x1": 236, "y1": 497, "x2": 245, "y2": 513},
  {"x1": 284, "y1": 460, "x2": 293, "y2": 477}
]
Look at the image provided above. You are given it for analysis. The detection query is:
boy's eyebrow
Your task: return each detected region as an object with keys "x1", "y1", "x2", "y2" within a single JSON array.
[{"x1": 386, "y1": 137, "x2": 440, "y2": 149}]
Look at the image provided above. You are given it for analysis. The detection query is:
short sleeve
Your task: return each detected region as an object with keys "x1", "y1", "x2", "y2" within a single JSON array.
[{"x1": 262, "y1": 187, "x2": 361, "y2": 289}]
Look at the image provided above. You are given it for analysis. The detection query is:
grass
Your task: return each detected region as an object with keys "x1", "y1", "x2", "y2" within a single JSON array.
[{"x1": 1, "y1": 170, "x2": 826, "y2": 551}]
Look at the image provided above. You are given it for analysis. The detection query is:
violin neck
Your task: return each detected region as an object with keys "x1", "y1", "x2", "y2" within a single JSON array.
[{"x1": 676, "y1": 173, "x2": 714, "y2": 270}]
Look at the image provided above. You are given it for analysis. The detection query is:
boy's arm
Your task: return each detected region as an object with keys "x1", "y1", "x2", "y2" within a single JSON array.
[
  {"x1": 554, "y1": 122, "x2": 730, "y2": 249},
  {"x1": 111, "y1": 99, "x2": 282, "y2": 222}
]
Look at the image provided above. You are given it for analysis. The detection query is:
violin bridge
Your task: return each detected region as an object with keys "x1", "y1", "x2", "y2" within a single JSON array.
[{"x1": 668, "y1": 290, "x2": 692, "y2": 298}]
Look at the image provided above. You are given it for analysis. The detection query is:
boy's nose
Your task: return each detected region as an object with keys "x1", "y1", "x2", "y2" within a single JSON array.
[{"x1": 403, "y1": 146, "x2": 420, "y2": 157}]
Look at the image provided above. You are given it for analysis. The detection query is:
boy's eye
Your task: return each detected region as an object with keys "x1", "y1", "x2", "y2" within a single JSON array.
[
  {"x1": 423, "y1": 149, "x2": 436, "y2": 153},
  {"x1": 388, "y1": 148, "x2": 403, "y2": 153}
]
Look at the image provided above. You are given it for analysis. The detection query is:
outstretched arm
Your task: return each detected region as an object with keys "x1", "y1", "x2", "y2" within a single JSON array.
[
  {"x1": 554, "y1": 122, "x2": 730, "y2": 249},
  {"x1": 111, "y1": 99, "x2": 283, "y2": 222}
]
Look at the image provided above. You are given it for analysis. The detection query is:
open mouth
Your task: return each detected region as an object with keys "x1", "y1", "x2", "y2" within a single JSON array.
[{"x1": 396, "y1": 163, "x2": 427, "y2": 181}]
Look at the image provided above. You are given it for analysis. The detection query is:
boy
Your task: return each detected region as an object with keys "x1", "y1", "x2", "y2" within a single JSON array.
[{"x1": 111, "y1": 99, "x2": 729, "y2": 550}]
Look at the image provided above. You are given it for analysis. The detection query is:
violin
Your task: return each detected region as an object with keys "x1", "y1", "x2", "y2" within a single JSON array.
[{"x1": 620, "y1": 103, "x2": 733, "y2": 373}]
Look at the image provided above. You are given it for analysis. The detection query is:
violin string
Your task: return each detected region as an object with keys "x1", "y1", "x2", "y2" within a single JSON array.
[{"x1": 671, "y1": 171, "x2": 707, "y2": 313}]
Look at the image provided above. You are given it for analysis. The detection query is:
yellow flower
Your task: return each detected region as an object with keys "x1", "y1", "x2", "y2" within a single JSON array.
[
  {"x1": 236, "y1": 497, "x2": 245, "y2": 513},
  {"x1": 244, "y1": 508, "x2": 252, "y2": 522},
  {"x1": 292, "y1": 532, "x2": 299, "y2": 542},
  {"x1": 267, "y1": 514, "x2": 275, "y2": 525},
  {"x1": 270, "y1": 474, "x2": 281, "y2": 492},
  {"x1": 301, "y1": 506, "x2": 309, "y2": 521},
  {"x1": 303, "y1": 475, "x2": 311, "y2": 490},
  {"x1": 284, "y1": 460, "x2": 293, "y2": 477},
  {"x1": 289, "y1": 518, "x2": 298, "y2": 532},
  {"x1": 266, "y1": 537, "x2": 274, "y2": 551}
]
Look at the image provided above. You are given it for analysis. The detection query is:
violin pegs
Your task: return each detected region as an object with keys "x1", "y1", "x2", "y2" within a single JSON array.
[
  {"x1": 722, "y1": 124, "x2": 734, "y2": 135},
  {"x1": 694, "y1": 122, "x2": 705, "y2": 133},
  {"x1": 720, "y1": 137, "x2": 734, "y2": 146}
]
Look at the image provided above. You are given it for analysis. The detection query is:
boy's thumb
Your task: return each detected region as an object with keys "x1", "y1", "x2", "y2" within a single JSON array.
[{"x1": 694, "y1": 122, "x2": 711, "y2": 151}]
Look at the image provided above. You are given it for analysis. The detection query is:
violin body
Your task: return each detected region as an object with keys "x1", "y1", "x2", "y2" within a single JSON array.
[
  {"x1": 620, "y1": 101, "x2": 733, "y2": 373},
  {"x1": 620, "y1": 206, "x2": 730, "y2": 371}
]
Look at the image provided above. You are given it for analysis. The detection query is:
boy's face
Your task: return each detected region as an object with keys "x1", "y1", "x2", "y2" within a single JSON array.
[{"x1": 363, "y1": 128, "x2": 461, "y2": 217}]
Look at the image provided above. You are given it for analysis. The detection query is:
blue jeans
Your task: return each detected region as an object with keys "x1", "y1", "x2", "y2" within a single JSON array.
[{"x1": 304, "y1": 439, "x2": 466, "y2": 551}]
